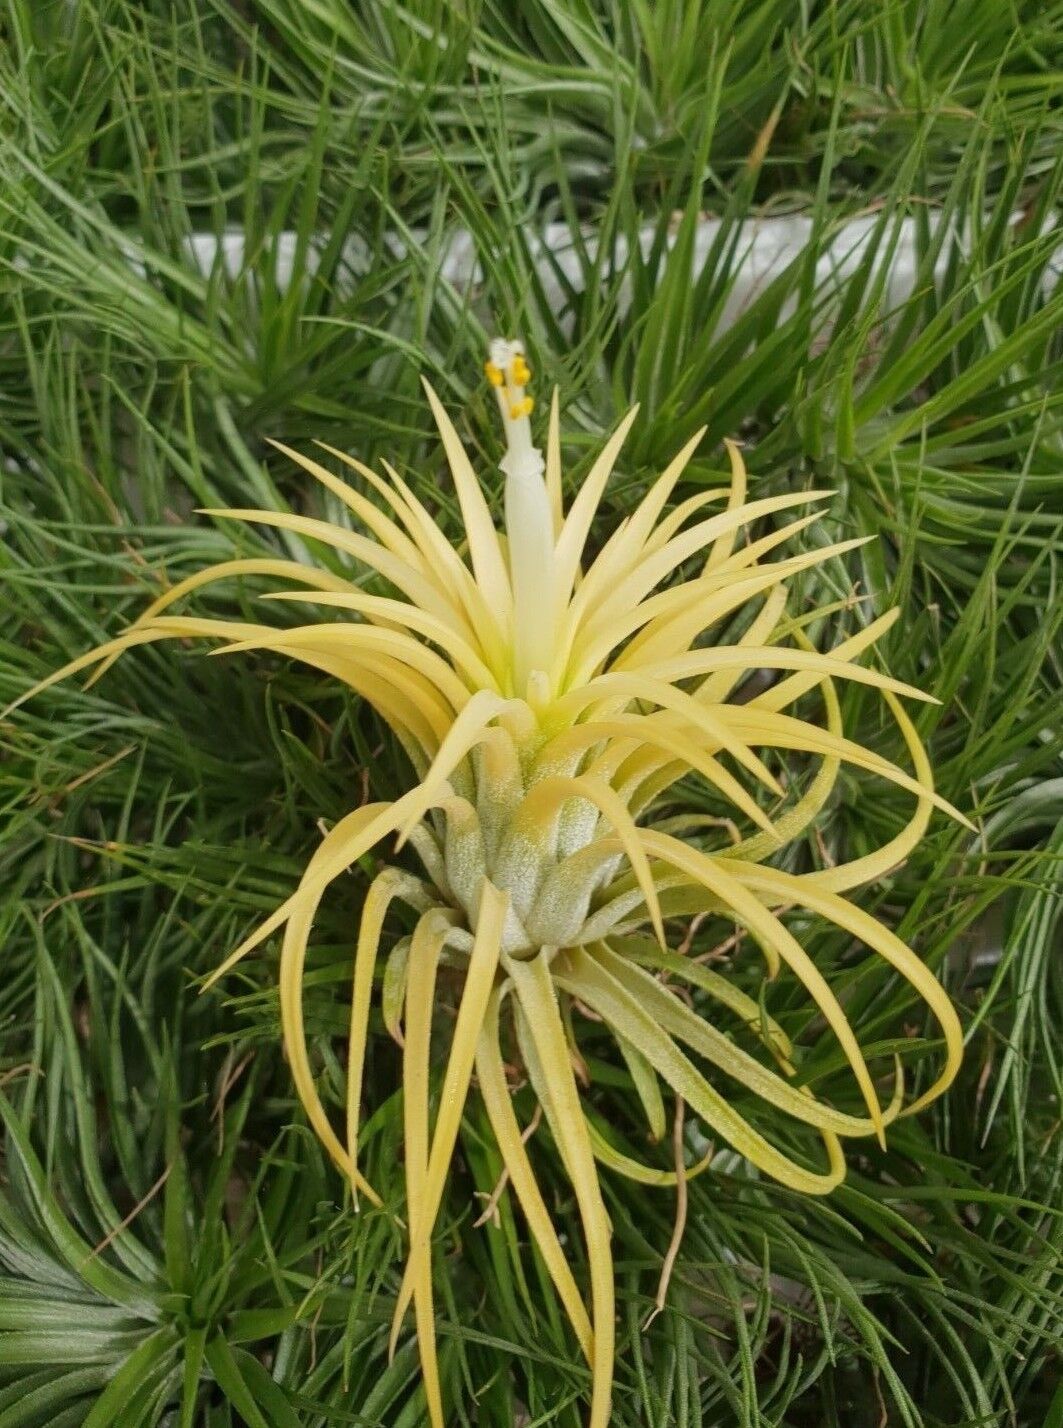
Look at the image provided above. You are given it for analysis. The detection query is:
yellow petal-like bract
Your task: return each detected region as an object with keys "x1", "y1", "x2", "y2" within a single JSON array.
[{"x1": 9, "y1": 338, "x2": 965, "y2": 1428}]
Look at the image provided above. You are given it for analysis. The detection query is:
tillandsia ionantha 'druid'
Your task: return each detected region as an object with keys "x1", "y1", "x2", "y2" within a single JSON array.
[{"x1": 8, "y1": 340, "x2": 970, "y2": 1428}]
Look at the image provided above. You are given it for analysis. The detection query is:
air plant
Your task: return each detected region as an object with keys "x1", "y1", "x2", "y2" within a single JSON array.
[{"x1": 9, "y1": 340, "x2": 968, "y2": 1428}]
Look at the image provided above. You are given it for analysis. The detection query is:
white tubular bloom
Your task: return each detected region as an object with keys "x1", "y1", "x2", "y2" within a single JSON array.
[{"x1": 486, "y1": 338, "x2": 556, "y2": 699}]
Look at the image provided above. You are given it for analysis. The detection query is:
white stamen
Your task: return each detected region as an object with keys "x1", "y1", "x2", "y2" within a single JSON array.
[{"x1": 488, "y1": 338, "x2": 556, "y2": 699}]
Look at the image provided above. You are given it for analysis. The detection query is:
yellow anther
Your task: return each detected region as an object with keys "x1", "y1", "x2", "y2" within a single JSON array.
[
  {"x1": 508, "y1": 396, "x2": 534, "y2": 419},
  {"x1": 510, "y1": 356, "x2": 531, "y2": 386},
  {"x1": 484, "y1": 361, "x2": 504, "y2": 387}
]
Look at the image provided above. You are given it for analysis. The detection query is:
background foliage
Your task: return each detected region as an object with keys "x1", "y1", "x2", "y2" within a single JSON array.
[{"x1": 1, "y1": 2, "x2": 1061, "y2": 1424}]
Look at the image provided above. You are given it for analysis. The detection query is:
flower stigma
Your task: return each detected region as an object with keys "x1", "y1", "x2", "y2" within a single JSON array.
[{"x1": 488, "y1": 338, "x2": 556, "y2": 700}]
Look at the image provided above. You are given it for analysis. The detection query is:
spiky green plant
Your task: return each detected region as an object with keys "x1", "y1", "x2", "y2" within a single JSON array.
[{"x1": 5, "y1": 340, "x2": 968, "y2": 1428}]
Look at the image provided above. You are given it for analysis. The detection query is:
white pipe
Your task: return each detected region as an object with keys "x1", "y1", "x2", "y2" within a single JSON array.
[{"x1": 180, "y1": 215, "x2": 1060, "y2": 330}]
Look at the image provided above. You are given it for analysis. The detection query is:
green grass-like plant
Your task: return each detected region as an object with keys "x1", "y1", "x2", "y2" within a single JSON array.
[{"x1": 1, "y1": 3, "x2": 1061, "y2": 1425}]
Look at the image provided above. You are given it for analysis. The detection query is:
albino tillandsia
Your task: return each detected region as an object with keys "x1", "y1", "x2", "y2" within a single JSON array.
[{"x1": 8, "y1": 339, "x2": 970, "y2": 1428}]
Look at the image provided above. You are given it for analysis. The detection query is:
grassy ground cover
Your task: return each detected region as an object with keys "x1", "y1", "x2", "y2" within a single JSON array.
[{"x1": 1, "y1": 3, "x2": 1061, "y2": 1424}]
